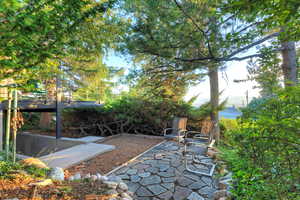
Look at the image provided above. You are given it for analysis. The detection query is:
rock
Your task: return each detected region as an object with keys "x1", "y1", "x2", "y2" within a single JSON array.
[
  {"x1": 91, "y1": 175, "x2": 98, "y2": 181},
  {"x1": 103, "y1": 181, "x2": 118, "y2": 189},
  {"x1": 20, "y1": 158, "x2": 48, "y2": 169},
  {"x1": 96, "y1": 173, "x2": 102, "y2": 180},
  {"x1": 176, "y1": 177, "x2": 194, "y2": 187},
  {"x1": 84, "y1": 173, "x2": 91, "y2": 179},
  {"x1": 74, "y1": 173, "x2": 81, "y2": 180},
  {"x1": 147, "y1": 184, "x2": 168, "y2": 195},
  {"x1": 218, "y1": 179, "x2": 231, "y2": 190},
  {"x1": 121, "y1": 192, "x2": 133, "y2": 200},
  {"x1": 105, "y1": 189, "x2": 118, "y2": 195},
  {"x1": 49, "y1": 167, "x2": 64, "y2": 181},
  {"x1": 187, "y1": 192, "x2": 205, "y2": 200},
  {"x1": 136, "y1": 186, "x2": 153, "y2": 197},
  {"x1": 99, "y1": 175, "x2": 109, "y2": 182},
  {"x1": 213, "y1": 190, "x2": 228, "y2": 199},
  {"x1": 173, "y1": 186, "x2": 192, "y2": 200},
  {"x1": 29, "y1": 179, "x2": 53, "y2": 186},
  {"x1": 130, "y1": 175, "x2": 141, "y2": 183},
  {"x1": 138, "y1": 172, "x2": 151, "y2": 178},
  {"x1": 140, "y1": 175, "x2": 161, "y2": 186},
  {"x1": 118, "y1": 182, "x2": 128, "y2": 191},
  {"x1": 109, "y1": 175, "x2": 122, "y2": 183},
  {"x1": 126, "y1": 169, "x2": 138, "y2": 175}
]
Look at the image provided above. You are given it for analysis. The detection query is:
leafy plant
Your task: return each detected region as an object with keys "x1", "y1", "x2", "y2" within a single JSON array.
[{"x1": 222, "y1": 86, "x2": 300, "y2": 199}]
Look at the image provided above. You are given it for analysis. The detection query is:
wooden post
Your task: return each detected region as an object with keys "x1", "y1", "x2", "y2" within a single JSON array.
[
  {"x1": 56, "y1": 67, "x2": 62, "y2": 139},
  {"x1": 0, "y1": 109, "x2": 3, "y2": 151},
  {"x1": 12, "y1": 89, "x2": 18, "y2": 163},
  {"x1": 5, "y1": 90, "x2": 12, "y2": 160}
]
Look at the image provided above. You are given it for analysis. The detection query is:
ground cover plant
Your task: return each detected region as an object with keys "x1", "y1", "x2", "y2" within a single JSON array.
[{"x1": 221, "y1": 86, "x2": 300, "y2": 199}]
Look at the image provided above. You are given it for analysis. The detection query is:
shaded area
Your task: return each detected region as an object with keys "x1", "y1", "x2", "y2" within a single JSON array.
[{"x1": 17, "y1": 133, "x2": 82, "y2": 157}]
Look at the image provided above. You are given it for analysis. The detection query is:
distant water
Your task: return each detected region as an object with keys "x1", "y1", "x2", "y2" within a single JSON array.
[{"x1": 219, "y1": 107, "x2": 242, "y2": 119}]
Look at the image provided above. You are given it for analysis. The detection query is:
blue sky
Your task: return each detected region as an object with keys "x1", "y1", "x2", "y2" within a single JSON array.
[{"x1": 104, "y1": 52, "x2": 260, "y2": 106}]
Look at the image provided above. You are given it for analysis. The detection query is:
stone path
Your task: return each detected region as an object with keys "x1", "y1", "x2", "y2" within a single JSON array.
[{"x1": 110, "y1": 141, "x2": 217, "y2": 200}]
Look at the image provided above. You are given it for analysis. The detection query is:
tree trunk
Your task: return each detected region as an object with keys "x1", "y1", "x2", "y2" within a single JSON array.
[
  {"x1": 208, "y1": 66, "x2": 220, "y2": 143},
  {"x1": 281, "y1": 41, "x2": 298, "y2": 86}
]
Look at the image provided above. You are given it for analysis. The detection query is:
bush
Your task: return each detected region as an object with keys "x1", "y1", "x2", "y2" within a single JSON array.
[
  {"x1": 0, "y1": 160, "x2": 48, "y2": 179},
  {"x1": 219, "y1": 118, "x2": 238, "y2": 144},
  {"x1": 222, "y1": 86, "x2": 300, "y2": 199},
  {"x1": 62, "y1": 95, "x2": 204, "y2": 136}
]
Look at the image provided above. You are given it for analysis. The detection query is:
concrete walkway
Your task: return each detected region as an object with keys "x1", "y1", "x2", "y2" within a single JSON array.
[
  {"x1": 40, "y1": 143, "x2": 115, "y2": 169},
  {"x1": 110, "y1": 141, "x2": 217, "y2": 200}
]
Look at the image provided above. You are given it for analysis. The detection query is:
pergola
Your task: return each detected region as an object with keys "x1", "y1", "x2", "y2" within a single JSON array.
[{"x1": 0, "y1": 100, "x2": 103, "y2": 150}]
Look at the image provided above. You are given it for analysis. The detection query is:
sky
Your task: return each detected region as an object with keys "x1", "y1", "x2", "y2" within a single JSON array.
[{"x1": 104, "y1": 52, "x2": 260, "y2": 107}]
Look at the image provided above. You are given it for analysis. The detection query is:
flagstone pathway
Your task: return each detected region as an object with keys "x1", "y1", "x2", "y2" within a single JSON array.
[{"x1": 109, "y1": 141, "x2": 217, "y2": 200}]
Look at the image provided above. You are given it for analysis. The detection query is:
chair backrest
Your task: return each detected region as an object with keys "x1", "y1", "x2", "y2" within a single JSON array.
[
  {"x1": 172, "y1": 117, "x2": 187, "y2": 134},
  {"x1": 201, "y1": 118, "x2": 213, "y2": 136}
]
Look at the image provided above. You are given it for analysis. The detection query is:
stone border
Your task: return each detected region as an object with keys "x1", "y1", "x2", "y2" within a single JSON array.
[{"x1": 105, "y1": 140, "x2": 166, "y2": 176}]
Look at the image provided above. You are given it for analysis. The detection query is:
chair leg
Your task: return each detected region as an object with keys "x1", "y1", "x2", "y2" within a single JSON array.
[{"x1": 183, "y1": 145, "x2": 216, "y2": 177}]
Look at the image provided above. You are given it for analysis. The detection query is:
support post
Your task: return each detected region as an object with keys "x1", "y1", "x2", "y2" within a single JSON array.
[
  {"x1": 5, "y1": 90, "x2": 12, "y2": 160},
  {"x1": 56, "y1": 67, "x2": 62, "y2": 139},
  {"x1": 0, "y1": 109, "x2": 3, "y2": 151},
  {"x1": 12, "y1": 89, "x2": 18, "y2": 163}
]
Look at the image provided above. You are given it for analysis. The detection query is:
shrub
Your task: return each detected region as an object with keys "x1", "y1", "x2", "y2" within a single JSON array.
[
  {"x1": 0, "y1": 160, "x2": 48, "y2": 179},
  {"x1": 222, "y1": 86, "x2": 300, "y2": 199},
  {"x1": 62, "y1": 95, "x2": 203, "y2": 136},
  {"x1": 219, "y1": 118, "x2": 238, "y2": 144}
]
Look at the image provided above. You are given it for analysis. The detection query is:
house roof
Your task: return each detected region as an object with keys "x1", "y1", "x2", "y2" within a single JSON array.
[{"x1": 0, "y1": 100, "x2": 103, "y2": 112}]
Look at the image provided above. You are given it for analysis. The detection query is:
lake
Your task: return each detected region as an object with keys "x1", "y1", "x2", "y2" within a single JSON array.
[{"x1": 219, "y1": 107, "x2": 242, "y2": 119}]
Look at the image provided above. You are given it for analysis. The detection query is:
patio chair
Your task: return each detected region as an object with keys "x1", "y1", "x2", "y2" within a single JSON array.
[
  {"x1": 163, "y1": 117, "x2": 187, "y2": 143},
  {"x1": 182, "y1": 119, "x2": 216, "y2": 176}
]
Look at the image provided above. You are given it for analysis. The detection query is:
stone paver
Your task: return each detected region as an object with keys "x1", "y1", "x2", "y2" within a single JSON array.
[
  {"x1": 40, "y1": 143, "x2": 115, "y2": 169},
  {"x1": 110, "y1": 141, "x2": 217, "y2": 199}
]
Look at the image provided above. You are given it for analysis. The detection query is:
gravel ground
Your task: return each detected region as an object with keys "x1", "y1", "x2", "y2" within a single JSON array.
[{"x1": 67, "y1": 135, "x2": 163, "y2": 175}]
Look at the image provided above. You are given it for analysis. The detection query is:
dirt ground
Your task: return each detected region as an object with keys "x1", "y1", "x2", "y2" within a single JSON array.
[
  {"x1": 67, "y1": 135, "x2": 164, "y2": 175},
  {"x1": 0, "y1": 173, "x2": 116, "y2": 200}
]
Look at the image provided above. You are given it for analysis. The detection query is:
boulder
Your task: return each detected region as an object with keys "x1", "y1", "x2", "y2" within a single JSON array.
[
  {"x1": 118, "y1": 182, "x2": 128, "y2": 191},
  {"x1": 49, "y1": 167, "x2": 65, "y2": 181},
  {"x1": 103, "y1": 181, "x2": 118, "y2": 189},
  {"x1": 20, "y1": 158, "x2": 48, "y2": 169}
]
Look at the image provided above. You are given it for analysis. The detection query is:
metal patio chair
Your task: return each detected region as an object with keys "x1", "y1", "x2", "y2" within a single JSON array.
[
  {"x1": 163, "y1": 117, "x2": 187, "y2": 143},
  {"x1": 182, "y1": 119, "x2": 216, "y2": 177}
]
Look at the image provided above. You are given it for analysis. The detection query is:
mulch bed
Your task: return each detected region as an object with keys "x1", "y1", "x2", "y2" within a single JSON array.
[
  {"x1": 67, "y1": 135, "x2": 164, "y2": 175},
  {"x1": 0, "y1": 173, "x2": 115, "y2": 200}
]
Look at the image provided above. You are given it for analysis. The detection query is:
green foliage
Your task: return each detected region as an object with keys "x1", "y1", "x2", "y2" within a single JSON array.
[
  {"x1": 0, "y1": 160, "x2": 22, "y2": 178},
  {"x1": 222, "y1": 86, "x2": 300, "y2": 199},
  {"x1": 0, "y1": 160, "x2": 48, "y2": 179},
  {"x1": 224, "y1": 0, "x2": 300, "y2": 41},
  {"x1": 62, "y1": 94, "x2": 209, "y2": 136},
  {"x1": 246, "y1": 47, "x2": 283, "y2": 96},
  {"x1": 219, "y1": 118, "x2": 239, "y2": 145},
  {"x1": 241, "y1": 96, "x2": 270, "y2": 119},
  {"x1": 0, "y1": 0, "x2": 116, "y2": 89},
  {"x1": 20, "y1": 112, "x2": 41, "y2": 130}
]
